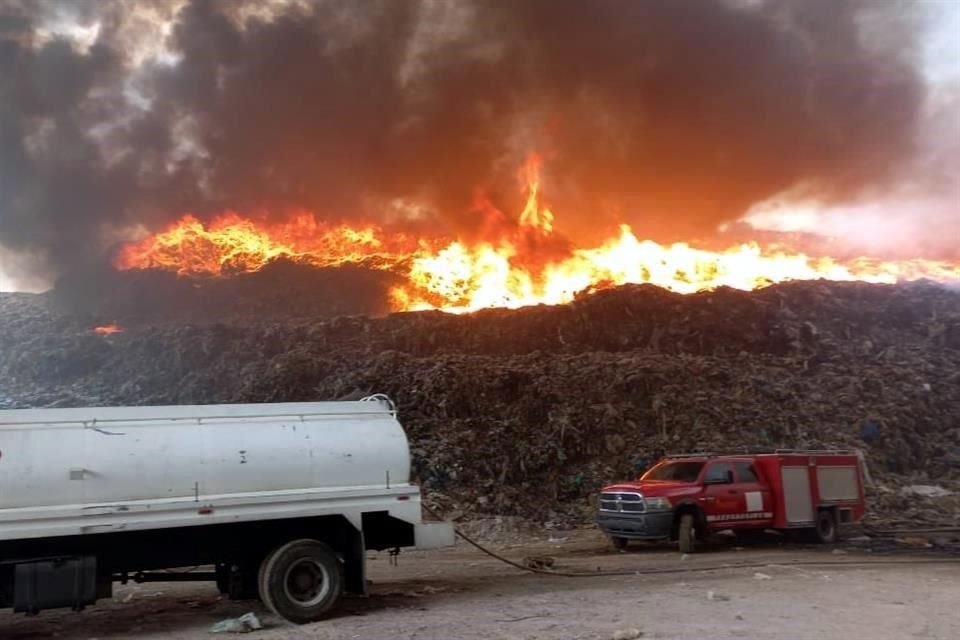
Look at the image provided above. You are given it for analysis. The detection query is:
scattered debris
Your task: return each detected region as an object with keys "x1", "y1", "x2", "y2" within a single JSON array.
[
  {"x1": 753, "y1": 572, "x2": 773, "y2": 580},
  {"x1": 496, "y1": 614, "x2": 549, "y2": 623},
  {"x1": 209, "y1": 613, "x2": 263, "y2": 634},
  {"x1": 895, "y1": 536, "x2": 934, "y2": 548},
  {"x1": 708, "y1": 591, "x2": 731, "y2": 602},
  {"x1": 611, "y1": 628, "x2": 643, "y2": 640},
  {"x1": 900, "y1": 485, "x2": 952, "y2": 498},
  {"x1": 523, "y1": 556, "x2": 556, "y2": 570},
  {"x1": 382, "y1": 585, "x2": 449, "y2": 598}
]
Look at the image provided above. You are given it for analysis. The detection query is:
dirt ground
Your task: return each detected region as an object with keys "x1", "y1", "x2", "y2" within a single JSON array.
[{"x1": 3, "y1": 529, "x2": 959, "y2": 640}]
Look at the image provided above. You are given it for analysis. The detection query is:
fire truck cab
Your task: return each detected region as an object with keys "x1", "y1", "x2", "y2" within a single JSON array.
[{"x1": 596, "y1": 450, "x2": 866, "y2": 552}]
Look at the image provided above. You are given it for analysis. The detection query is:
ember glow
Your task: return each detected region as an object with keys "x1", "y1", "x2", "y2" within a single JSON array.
[
  {"x1": 93, "y1": 324, "x2": 124, "y2": 335},
  {"x1": 116, "y1": 156, "x2": 960, "y2": 313}
]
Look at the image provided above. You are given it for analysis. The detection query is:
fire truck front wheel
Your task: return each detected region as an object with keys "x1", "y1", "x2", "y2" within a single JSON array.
[
  {"x1": 813, "y1": 509, "x2": 837, "y2": 544},
  {"x1": 677, "y1": 513, "x2": 696, "y2": 553}
]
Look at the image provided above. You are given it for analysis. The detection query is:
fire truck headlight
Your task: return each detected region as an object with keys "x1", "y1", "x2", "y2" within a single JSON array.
[{"x1": 644, "y1": 497, "x2": 672, "y2": 512}]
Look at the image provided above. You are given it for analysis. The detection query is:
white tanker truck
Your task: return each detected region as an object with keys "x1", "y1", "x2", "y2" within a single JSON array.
[{"x1": 0, "y1": 395, "x2": 454, "y2": 623}]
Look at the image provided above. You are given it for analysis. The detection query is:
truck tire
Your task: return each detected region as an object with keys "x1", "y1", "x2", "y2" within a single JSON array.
[
  {"x1": 258, "y1": 539, "x2": 342, "y2": 624},
  {"x1": 611, "y1": 536, "x2": 629, "y2": 551},
  {"x1": 813, "y1": 509, "x2": 837, "y2": 544},
  {"x1": 678, "y1": 514, "x2": 696, "y2": 554}
]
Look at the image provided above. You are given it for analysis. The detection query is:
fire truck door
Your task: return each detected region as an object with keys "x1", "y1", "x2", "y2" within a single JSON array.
[
  {"x1": 702, "y1": 462, "x2": 741, "y2": 524},
  {"x1": 732, "y1": 461, "x2": 773, "y2": 526}
]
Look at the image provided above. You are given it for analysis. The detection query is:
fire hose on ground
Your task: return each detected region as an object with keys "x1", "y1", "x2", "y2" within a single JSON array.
[{"x1": 421, "y1": 504, "x2": 960, "y2": 578}]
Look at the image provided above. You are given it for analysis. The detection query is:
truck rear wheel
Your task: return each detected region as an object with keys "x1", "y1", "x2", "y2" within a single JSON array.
[
  {"x1": 258, "y1": 539, "x2": 342, "y2": 624},
  {"x1": 813, "y1": 509, "x2": 837, "y2": 544},
  {"x1": 678, "y1": 514, "x2": 696, "y2": 554}
]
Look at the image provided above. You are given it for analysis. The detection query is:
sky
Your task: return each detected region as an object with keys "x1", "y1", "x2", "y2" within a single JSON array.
[{"x1": 739, "y1": 1, "x2": 960, "y2": 253}]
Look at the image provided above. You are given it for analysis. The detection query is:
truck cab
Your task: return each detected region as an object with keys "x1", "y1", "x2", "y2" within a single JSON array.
[{"x1": 596, "y1": 451, "x2": 865, "y2": 552}]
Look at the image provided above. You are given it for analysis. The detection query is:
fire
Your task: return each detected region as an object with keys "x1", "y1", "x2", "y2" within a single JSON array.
[
  {"x1": 115, "y1": 155, "x2": 960, "y2": 313},
  {"x1": 94, "y1": 324, "x2": 124, "y2": 335},
  {"x1": 114, "y1": 213, "x2": 417, "y2": 276},
  {"x1": 518, "y1": 153, "x2": 554, "y2": 234}
]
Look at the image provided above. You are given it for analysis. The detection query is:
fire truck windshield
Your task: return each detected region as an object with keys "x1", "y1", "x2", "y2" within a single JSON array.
[{"x1": 641, "y1": 461, "x2": 704, "y2": 482}]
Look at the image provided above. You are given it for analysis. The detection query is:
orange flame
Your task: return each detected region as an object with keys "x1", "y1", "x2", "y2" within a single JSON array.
[
  {"x1": 114, "y1": 212, "x2": 418, "y2": 277},
  {"x1": 94, "y1": 324, "x2": 124, "y2": 335},
  {"x1": 115, "y1": 156, "x2": 960, "y2": 313},
  {"x1": 518, "y1": 153, "x2": 554, "y2": 234}
]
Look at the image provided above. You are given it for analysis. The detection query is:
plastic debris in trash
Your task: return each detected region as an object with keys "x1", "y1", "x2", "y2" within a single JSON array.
[
  {"x1": 861, "y1": 420, "x2": 881, "y2": 443},
  {"x1": 523, "y1": 555, "x2": 556, "y2": 570},
  {"x1": 210, "y1": 612, "x2": 263, "y2": 634},
  {"x1": 899, "y1": 485, "x2": 952, "y2": 498}
]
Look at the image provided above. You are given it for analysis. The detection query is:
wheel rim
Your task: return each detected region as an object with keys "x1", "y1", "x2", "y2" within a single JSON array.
[{"x1": 283, "y1": 559, "x2": 331, "y2": 608}]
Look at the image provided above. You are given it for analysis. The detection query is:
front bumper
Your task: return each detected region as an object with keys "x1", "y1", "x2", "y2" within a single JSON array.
[{"x1": 596, "y1": 511, "x2": 673, "y2": 540}]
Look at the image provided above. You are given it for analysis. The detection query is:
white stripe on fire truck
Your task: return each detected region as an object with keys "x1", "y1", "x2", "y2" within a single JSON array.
[{"x1": 705, "y1": 512, "x2": 773, "y2": 522}]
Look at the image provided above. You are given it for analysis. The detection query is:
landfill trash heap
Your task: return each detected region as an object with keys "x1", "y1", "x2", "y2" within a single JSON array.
[{"x1": 2, "y1": 272, "x2": 960, "y2": 527}]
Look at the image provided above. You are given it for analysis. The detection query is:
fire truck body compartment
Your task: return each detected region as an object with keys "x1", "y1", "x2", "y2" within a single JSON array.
[
  {"x1": 816, "y1": 466, "x2": 860, "y2": 502},
  {"x1": 780, "y1": 466, "x2": 814, "y2": 525},
  {"x1": 754, "y1": 452, "x2": 866, "y2": 529}
]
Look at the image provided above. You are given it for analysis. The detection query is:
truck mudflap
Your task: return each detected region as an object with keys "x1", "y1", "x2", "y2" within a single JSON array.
[
  {"x1": 596, "y1": 511, "x2": 673, "y2": 540},
  {"x1": 414, "y1": 522, "x2": 455, "y2": 550}
]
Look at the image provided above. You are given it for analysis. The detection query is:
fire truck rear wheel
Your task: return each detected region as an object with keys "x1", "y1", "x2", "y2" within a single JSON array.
[
  {"x1": 677, "y1": 513, "x2": 696, "y2": 553},
  {"x1": 814, "y1": 509, "x2": 837, "y2": 544},
  {"x1": 610, "y1": 536, "x2": 629, "y2": 551},
  {"x1": 258, "y1": 539, "x2": 343, "y2": 624}
]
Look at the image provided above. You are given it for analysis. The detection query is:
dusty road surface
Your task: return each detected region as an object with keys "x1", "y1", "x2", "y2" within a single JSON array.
[{"x1": 2, "y1": 529, "x2": 959, "y2": 640}]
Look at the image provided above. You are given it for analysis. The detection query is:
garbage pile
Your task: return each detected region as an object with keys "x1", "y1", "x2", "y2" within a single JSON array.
[
  {"x1": 50, "y1": 258, "x2": 400, "y2": 323},
  {"x1": 2, "y1": 276, "x2": 960, "y2": 526}
]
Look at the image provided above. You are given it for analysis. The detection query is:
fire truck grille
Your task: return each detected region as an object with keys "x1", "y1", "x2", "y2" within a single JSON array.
[{"x1": 599, "y1": 492, "x2": 646, "y2": 513}]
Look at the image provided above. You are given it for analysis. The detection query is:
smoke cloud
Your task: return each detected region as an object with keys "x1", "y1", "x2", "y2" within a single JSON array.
[{"x1": 0, "y1": 0, "x2": 934, "y2": 283}]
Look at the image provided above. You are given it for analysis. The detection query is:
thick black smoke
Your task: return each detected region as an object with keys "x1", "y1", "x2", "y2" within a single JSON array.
[{"x1": 0, "y1": 0, "x2": 929, "y2": 283}]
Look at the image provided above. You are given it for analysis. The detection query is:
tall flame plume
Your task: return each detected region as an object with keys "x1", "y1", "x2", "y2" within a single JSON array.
[{"x1": 116, "y1": 155, "x2": 960, "y2": 313}]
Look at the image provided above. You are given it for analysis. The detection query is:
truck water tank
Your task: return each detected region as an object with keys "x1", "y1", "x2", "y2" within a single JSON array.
[{"x1": 0, "y1": 398, "x2": 410, "y2": 515}]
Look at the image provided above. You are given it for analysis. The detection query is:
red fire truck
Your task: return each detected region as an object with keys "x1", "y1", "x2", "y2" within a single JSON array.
[{"x1": 596, "y1": 450, "x2": 866, "y2": 552}]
